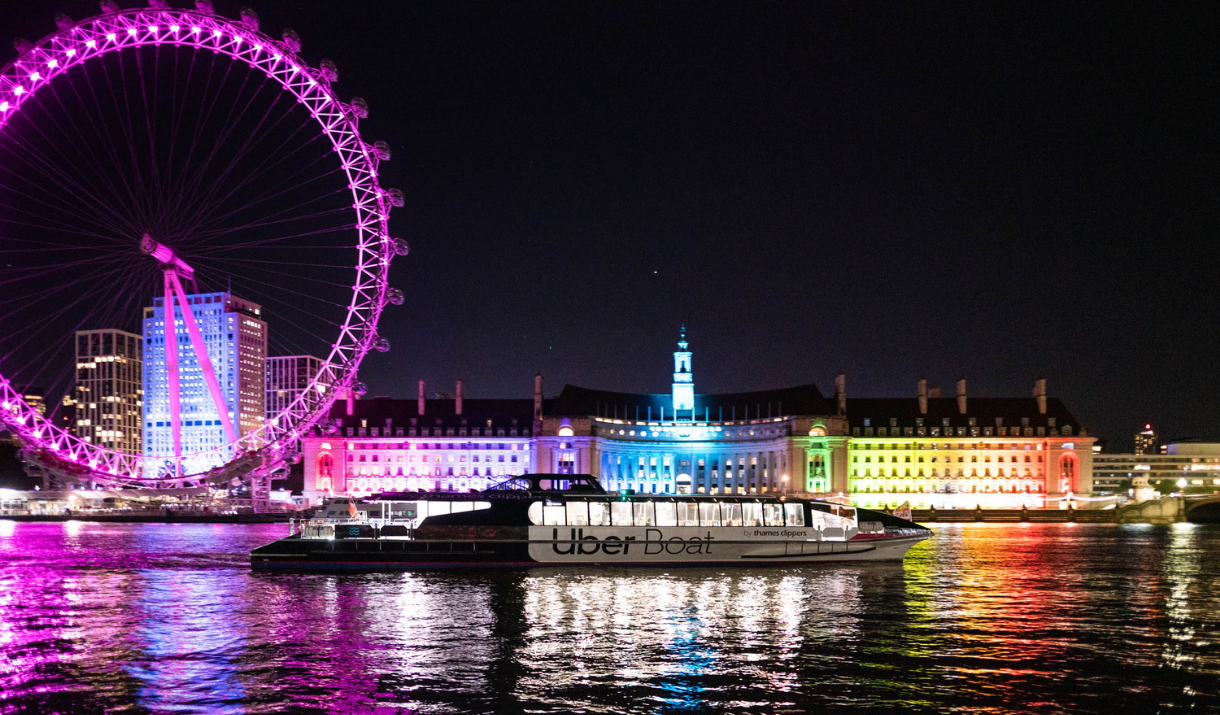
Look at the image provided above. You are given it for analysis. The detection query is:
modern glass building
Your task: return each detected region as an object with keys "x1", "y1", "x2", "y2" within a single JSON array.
[
  {"x1": 266, "y1": 355, "x2": 330, "y2": 419},
  {"x1": 73, "y1": 329, "x2": 143, "y2": 454},
  {"x1": 142, "y1": 292, "x2": 267, "y2": 476}
]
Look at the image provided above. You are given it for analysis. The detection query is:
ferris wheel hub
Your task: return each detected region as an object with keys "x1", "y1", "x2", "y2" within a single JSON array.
[{"x1": 139, "y1": 233, "x2": 194, "y2": 278}]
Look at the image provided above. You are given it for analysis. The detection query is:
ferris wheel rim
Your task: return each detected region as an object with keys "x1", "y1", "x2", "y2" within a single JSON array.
[{"x1": 0, "y1": 6, "x2": 395, "y2": 484}]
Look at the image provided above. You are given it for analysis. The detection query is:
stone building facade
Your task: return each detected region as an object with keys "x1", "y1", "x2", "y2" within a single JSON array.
[{"x1": 300, "y1": 332, "x2": 1094, "y2": 509}]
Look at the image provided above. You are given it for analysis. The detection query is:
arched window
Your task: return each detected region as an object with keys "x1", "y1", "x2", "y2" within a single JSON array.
[
  {"x1": 316, "y1": 452, "x2": 334, "y2": 491},
  {"x1": 1059, "y1": 453, "x2": 1078, "y2": 492}
]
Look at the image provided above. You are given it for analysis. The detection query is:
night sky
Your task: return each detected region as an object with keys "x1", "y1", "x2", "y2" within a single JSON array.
[{"x1": 6, "y1": 1, "x2": 1219, "y2": 450}]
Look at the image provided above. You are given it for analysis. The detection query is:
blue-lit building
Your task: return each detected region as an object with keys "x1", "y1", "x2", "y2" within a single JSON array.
[{"x1": 142, "y1": 292, "x2": 267, "y2": 476}]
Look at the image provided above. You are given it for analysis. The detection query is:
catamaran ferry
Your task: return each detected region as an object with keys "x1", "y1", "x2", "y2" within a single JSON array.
[{"x1": 251, "y1": 474, "x2": 931, "y2": 570}]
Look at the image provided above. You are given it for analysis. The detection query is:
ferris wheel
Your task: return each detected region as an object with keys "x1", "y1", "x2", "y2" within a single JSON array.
[{"x1": 0, "y1": 1, "x2": 407, "y2": 488}]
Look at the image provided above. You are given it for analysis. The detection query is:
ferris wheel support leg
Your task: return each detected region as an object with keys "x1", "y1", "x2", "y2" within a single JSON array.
[
  {"x1": 164, "y1": 271, "x2": 182, "y2": 478},
  {"x1": 168, "y1": 272, "x2": 239, "y2": 447}
]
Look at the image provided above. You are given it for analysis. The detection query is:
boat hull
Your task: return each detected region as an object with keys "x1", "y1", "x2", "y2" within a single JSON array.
[{"x1": 250, "y1": 529, "x2": 929, "y2": 571}]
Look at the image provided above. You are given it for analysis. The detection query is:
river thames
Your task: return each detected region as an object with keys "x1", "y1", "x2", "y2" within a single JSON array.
[{"x1": 0, "y1": 521, "x2": 1216, "y2": 714}]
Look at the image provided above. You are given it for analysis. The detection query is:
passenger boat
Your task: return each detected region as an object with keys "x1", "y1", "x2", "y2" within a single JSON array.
[{"x1": 250, "y1": 474, "x2": 931, "y2": 570}]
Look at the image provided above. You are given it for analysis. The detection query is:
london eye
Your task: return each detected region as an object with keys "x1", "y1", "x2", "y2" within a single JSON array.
[{"x1": 0, "y1": 2, "x2": 406, "y2": 489}]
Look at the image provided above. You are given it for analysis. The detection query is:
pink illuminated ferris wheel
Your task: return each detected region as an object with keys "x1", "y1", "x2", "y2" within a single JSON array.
[{"x1": 0, "y1": 2, "x2": 408, "y2": 488}]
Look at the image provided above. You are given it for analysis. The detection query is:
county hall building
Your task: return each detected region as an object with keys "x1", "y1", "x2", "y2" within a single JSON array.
[{"x1": 301, "y1": 331, "x2": 1095, "y2": 509}]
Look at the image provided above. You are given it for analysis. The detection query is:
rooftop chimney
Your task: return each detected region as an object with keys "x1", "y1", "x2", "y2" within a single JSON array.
[
  {"x1": 834, "y1": 373, "x2": 846, "y2": 415},
  {"x1": 345, "y1": 386, "x2": 354, "y2": 416},
  {"x1": 928, "y1": 386, "x2": 942, "y2": 398},
  {"x1": 917, "y1": 379, "x2": 928, "y2": 415},
  {"x1": 956, "y1": 378, "x2": 967, "y2": 415},
  {"x1": 417, "y1": 380, "x2": 425, "y2": 416},
  {"x1": 455, "y1": 380, "x2": 463, "y2": 415},
  {"x1": 1033, "y1": 378, "x2": 1047, "y2": 415},
  {"x1": 534, "y1": 373, "x2": 543, "y2": 422}
]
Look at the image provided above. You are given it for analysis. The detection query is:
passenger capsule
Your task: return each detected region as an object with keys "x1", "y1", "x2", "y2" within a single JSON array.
[
  {"x1": 386, "y1": 188, "x2": 405, "y2": 208},
  {"x1": 148, "y1": 0, "x2": 169, "y2": 9},
  {"x1": 349, "y1": 96, "x2": 369, "y2": 118},
  {"x1": 373, "y1": 140, "x2": 391, "y2": 161},
  {"x1": 374, "y1": 337, "x2": 391, "y2": 353},
  {"x1": 12, "y1": 38, "x2": 33, "y2": 55},
  {"x1": 193, "y1": 0, "x2": 214, "y2": 14},
  {"x1": 239, "y1": 7, "x2": 259, "y2": 31},
  {"x1": 387, "y1": 288, "x2": 405, "y2": 305},
  {"x1": 351, "y1": 381, "x2": 368, "y2": 396},
  {"x1": 282, "y1": 28, "x2": 302, "y2": 53},
  {"x1": 54, "y1": 13, "x2": 74, "y2": 30},
  {"x1": 99, "y1": 0, "x2": 120, "y2": 13},
  {"x1": 393, "y1": 238, "x2": 410, "y2": 256},
  {"x1": 319, "y1": 59, "x2": 339, "y2": 83}
]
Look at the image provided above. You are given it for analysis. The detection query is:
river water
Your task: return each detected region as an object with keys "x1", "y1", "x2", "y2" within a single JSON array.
[{"x1": 0, "y1": 521, "x2": 1216, "y2": 714}]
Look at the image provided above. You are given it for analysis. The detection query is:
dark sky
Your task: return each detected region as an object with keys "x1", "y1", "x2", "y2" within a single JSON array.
[{"x1": 7, "y1": 2, "x2": 1220, "y2": 450}]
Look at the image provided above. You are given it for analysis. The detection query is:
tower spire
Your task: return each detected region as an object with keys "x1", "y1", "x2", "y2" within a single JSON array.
[{"x1": 672, "y1": 326, "x2": 693, "y2": 418}]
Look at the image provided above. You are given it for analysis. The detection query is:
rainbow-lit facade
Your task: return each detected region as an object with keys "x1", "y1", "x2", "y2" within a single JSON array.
[
  {"x1": 301, "y1": 332, "x2": 1094, "y2": 508},
  {"x1": 842, "y1": 395, "x2": 1092, "y2": 510}
]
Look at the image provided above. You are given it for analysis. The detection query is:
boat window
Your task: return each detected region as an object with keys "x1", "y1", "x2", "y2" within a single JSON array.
[
  {"x1": 543, "y1": 503, "x2": 566, "y2": 525},
  {"x1": 632, "y1": 501, "x2": 655, "y2": 526},
  {"x1": 723, "y1": 503, "x2": 743, "y2": 526},
  {"x1": 588, "y1": 501, "x2": 610, "y2": 526},
  {"x1": 784, "y1": 503, "x2": 805, "y2": 526},
  {"x1": 763, "y1": 503, "x2": 784, "y2": 526},
  {"x1": 611, "y1": 501, "x2": 633, "y2": 525},
  {"x1": 698, "y1": 502, "x2": 721, "y2": 526},
  {"x1": 677, "y1": 501, "x2": 699, "y2": 527},
  {"x1": 451, "y1": 502, "x2": 473, "y2": 513},
  {"x1": 742, "y1": 502, "x2": 764, "y2": 527},
  {"x1": 528, "y1": 501, "x2": 543, "y2": 525},
  {"x1": 566, "y1": 501, "x2": 589, "y2": 526},
  {"x1": 655, "y1": 501, "x2": 678, "y2": 526},
  {"x1": 424, "y1": 502, "x2": 450, "y2": 518}
]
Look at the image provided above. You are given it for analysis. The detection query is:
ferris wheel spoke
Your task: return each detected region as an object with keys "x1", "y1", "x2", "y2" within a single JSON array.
[
  {"x1": 8, "y1": 266, "x2": 148, "y2": 392},
  {"x1": 164, "y1": 67, "x2": 272, "y2": 233},
  {"x1": 0, "y1": 253, "x2": 131, "y2": 285},
  {"x1": 182, "y1": 206, "x2": 352, "y2": 242},
  {"x1": 172, "y1": 84, "x2": 304, "y2": 230},
  {"x1": 133, "y1": 45, "x2": 168, "y2": 225},
  {"x1": 0, "y1": 232, "x2": 128, "y2": 250},
  {"x1": 176, "y1": 140, "x2": 341, "y2": 242},
  {"x1": 184, "y1": 184, "x2": 352, "y2": 250},
  {"x1": 161, "y1": 50, "x2": 231, "y2": 224},
  {"x1": 177, "y1": 105, "x2": 324, "y2": 218},
  {"x1": 0, "y1": 137, "x2": 138, "y2": 240},
  {"x1": 36, "y1": 82, "x2": 139, "y2": 220},
  {"x1": 0, "y1": 255, "x2": 135, "y2": 310},
  {"x1": 67, "y1": 59, "x2": 155, "y2": 226},
  {"x1": 191, "y1": 264, "x2": 347, "y2": 330},
  {"x1": 105, "y1": 46, "x2": 157, "y2": 228},
  {"x1": 0, "y1": 259, "x2": 146, "y2": 362},
  {"x1": 0, "y1": 95, "x2": 137, "y2": 231},
  {"x1": 191, "y1": 255, "x2": 354, "y2": 290},
  {"x1": 193, "y1": 263, "x2": 350, "y2": 311}
]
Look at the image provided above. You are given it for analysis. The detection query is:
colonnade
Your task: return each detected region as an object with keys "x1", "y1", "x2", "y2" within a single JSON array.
[{"x1": 598, "y1": 446, "x2": 794, "y2": 495}]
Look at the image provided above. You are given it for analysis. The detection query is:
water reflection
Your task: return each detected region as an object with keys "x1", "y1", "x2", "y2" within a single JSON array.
[{"x1": 0, "y1": 523, "x2": 1217, "y2": 713}]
